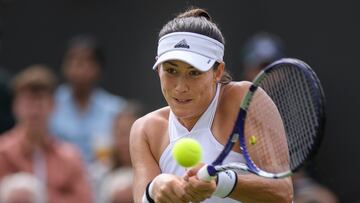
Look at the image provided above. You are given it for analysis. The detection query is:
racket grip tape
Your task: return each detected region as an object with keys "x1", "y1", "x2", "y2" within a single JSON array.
[{"x1": 197, "y1": 165, "x2": 217, "y2": 181}]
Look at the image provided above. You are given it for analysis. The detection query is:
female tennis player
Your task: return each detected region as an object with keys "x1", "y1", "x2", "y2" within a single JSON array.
[{"x1": 130, "y1": 8, "x2": 293, "y2": 203}]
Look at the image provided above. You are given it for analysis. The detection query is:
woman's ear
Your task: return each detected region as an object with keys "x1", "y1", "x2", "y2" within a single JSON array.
[
  {"x1": 155, "y1": 64, "x2": 160, "y2": 75},
  {"x1": 214, "y1": 62, "x2": 225, "y2": 82}
]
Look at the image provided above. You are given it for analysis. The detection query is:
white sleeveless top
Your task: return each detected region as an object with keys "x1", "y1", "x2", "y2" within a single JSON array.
[{"x1": 159, "y1": 84, "x2": 244, "y2": 203}]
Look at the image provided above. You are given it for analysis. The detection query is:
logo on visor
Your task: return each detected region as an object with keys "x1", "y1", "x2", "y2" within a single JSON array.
[{"x1": 174, "y1": 39, "x2": 190, "y2": 49}]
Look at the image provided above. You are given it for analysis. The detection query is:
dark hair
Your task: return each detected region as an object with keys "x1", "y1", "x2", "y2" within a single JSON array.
[
  {"x1": 159, "y1": 8, "x2": 225, "y2": 44},
  {"x1": 65, "y1": 34, "x2": 105, "y2": 68},
  {"x1": 159, "y1": 8, "x2": 232, "y2": 84}
]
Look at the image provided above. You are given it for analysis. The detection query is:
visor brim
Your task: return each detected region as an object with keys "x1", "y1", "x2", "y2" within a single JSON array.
[{"x1": 152, "y1": 50, "x2": 216, "y2": 72}]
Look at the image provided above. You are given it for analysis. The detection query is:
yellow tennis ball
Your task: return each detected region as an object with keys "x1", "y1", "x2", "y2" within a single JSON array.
[
  {"x1": 249, "y1": 135, "x2": 257, "y2": 145},
  {"x1": 172, "y1": 138, "x2": 202, "y2": 168}
]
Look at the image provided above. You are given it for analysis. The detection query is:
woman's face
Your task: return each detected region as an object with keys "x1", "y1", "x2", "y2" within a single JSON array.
[{"x1": 158, "y1": 60, "x2": 223, "y2": 121}]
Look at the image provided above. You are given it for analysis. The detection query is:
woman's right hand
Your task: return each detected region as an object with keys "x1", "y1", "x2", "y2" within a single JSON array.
[
  {"x1": 183, "y1": 163, "x2": 217, "y2": 202},
  {"x1": 151, "y1": 173, "x2": 193, "y2": 203}
]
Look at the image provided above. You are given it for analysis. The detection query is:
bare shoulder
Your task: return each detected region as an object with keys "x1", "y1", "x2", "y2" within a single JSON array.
[
  {"x1": 222, "y1": 81, "x2": 252, "y2": 93},
  {"x1": 221, "y1": 81, "x2": 252, "y2": 104},
  {"x1": 212, "y1": 81, "x2": 252, "y2": 148},
  {"x1": 219, "y1": 81, "x2": 254, "y2": 117},
  {"x1": 130, "y1": 106, "x2": 171, "y2": 165},
  {"x1": 131, "y1": 107, "x2": 170, "y2": 141}
]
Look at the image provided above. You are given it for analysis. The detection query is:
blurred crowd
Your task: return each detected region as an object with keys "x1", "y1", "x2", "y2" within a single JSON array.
[
  {"x1": 0, "y1": 32, "x2": 338, "y2": 203},
  {"x1": 0, "y1": 35, "x2": 141, "y2": 203}
]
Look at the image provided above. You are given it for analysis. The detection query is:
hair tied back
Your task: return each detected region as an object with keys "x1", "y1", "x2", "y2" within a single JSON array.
[{"x1": 177, "y1": 8, "x2": 212, "y2": 22}]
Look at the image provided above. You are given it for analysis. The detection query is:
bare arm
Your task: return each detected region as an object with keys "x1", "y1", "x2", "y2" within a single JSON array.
[
  {"x1": 228, "y1": 174, "x2": 293, "y2": 203},
  {"x1": 130, "y1": 117, "x2": 161, "y2": 203},
  {"x1": 130, "y1": 115, "x2": 195, "y2": 203},
  {"x1": 185, "y1": 165, "x2": 292, "y2": 203}
]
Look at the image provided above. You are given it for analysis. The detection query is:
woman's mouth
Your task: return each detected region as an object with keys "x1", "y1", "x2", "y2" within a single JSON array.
[{"x1": 174, "y1": 97, "x2": 192, "y2": 104}]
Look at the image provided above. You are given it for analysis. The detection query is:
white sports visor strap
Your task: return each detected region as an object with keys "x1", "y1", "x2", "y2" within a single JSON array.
[{"x1": 153, "y1": 32, "x2": 224, "y2": 71}]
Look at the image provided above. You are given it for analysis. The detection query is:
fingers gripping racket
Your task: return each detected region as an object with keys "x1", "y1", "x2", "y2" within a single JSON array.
[{"x1": 197, "y1": 58, "x2": 325, "y2": 180}]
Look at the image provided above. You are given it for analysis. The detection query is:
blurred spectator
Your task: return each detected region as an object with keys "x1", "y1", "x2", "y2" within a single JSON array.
[
  {"x1": 240, "y1": 32, "x2": 285, "y2": 81},
  {"x1": 293, "y1": 169, "x2": 338, "y2": 203},
  {"x1": 99, "y1": 168, "x2": 133, "y2": 203},
  {"x1": 50, "y1": 34, "x2": 126, "y2": 164},
  {"x1": 0, "y1": 65, "x2": 92, "y2": 203},
  {"x1": 0, "y1": 68, "x2": 14, "y2": 134},
  {"x1": 110, "y1": 100, "x2": 143, "y2": 169},
  {"x1": 240, "y1": 31, "x2": 338, "y2": 203},
  {"x1": 97, "y1": 101, "x2": 143, "y2": 203},
  {"x1": 0, "y1": 172, "x2": 43, "y2": 203}
]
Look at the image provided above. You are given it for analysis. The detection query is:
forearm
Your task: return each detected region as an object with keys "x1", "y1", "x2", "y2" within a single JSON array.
[
  {"x1": 228, "y1": 173, "x2": 293, "y2": 203},
  {"x1": 134, "y1": 174, "x2": 155, "y2": 203},
  {"x1": 132, "y1": 155, "x2": 162, "y2": 202}
]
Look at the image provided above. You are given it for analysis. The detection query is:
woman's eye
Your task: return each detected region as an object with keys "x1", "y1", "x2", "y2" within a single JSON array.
[
  {"x1": 165, "y1": 67, "x2": 177, "y2": 74},
  {"x1": 189, "y1": 70, "x2": 202, "y2": 76}
]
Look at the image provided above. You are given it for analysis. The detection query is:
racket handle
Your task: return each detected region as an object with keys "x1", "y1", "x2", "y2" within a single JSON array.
[{"x1": 197, "y1": 165, "x2": 217, "y2": 181}]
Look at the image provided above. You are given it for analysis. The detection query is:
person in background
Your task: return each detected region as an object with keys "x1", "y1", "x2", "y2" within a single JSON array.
[
  {"x1": 0, "y1": 172, "x2": 43, "y2": 203},
  {"x1": 97, "y1": 101, "x2": 144, "y2": 203},
  {"x1": 240, "y1": 32, "x2": 285, "y2": 81},
  {"x1": 50, "y1": 34, "x2": 126, "y2": 164},
  {"x1": 0, "y1": 65, "x2": 92, "y2": 203}
]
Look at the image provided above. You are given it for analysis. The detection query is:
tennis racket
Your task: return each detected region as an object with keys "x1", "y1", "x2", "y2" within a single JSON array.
[{"x1": 197, "y1": 58, "x2": 325, "y2": 180}]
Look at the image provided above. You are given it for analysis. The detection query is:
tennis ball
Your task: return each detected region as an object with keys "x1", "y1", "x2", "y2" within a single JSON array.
[
  {"x1": 172, "y1": 138, "x2": 202, "y2": 168},
  {"x1": 249, "y1": 135, "x2": 257, "y2": 145}
]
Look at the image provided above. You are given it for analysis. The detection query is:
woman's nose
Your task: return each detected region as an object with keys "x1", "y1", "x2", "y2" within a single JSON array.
[{"x1": 174, "y1": 76, "x2": 189, "y2": 93}]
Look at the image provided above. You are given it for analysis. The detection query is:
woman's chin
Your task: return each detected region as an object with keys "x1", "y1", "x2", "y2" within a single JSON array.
[{"x1": 171, "y1": 108, "x2": 197, "y2": 120}]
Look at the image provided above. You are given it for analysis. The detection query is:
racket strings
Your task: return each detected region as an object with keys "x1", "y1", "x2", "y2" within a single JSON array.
[
  {"x1": 259, "y1": 65, "x2": 320, "y2": 171},
  {"x1": 245, "y1": 89, "x2": 290, "y2": 173}
]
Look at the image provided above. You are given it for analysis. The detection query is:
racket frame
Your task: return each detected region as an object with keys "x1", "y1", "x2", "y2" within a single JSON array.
[{"x1": 200, "y1": 58, "x2": 326, "y2": 179}]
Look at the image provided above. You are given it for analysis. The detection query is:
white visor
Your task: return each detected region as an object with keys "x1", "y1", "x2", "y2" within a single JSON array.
[{"x1": 153, "y1": 32, "x2": 224, "y2": 72}]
